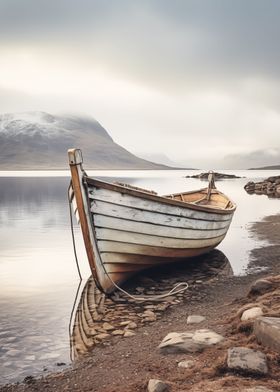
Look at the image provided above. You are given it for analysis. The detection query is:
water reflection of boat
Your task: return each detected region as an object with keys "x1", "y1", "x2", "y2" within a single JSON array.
[
  {"x1": 70, "y1": 277, "x2": 106, "y2": 359},
  {"x1": 68, "y1": 148, "x2": 236, "y2": 294},
  {"x1": 70, "y1": 249, "x2": 232, "y2": 360}
]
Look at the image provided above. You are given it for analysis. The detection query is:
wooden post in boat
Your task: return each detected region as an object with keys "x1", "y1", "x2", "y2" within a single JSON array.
[
  {"x1": 68, "y1": 149, "x2": 98, "y2": 281},
  {"x1": 207, "y1": 171, "x2": 216, "y2": 201}
]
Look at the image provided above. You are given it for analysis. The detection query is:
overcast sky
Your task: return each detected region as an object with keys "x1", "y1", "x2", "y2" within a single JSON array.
[{"x1": 0, "y1": 0, "x2": 280, "y2": 168}]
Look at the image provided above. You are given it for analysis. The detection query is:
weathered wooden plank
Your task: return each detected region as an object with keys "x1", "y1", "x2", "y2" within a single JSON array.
[
  {"x1": 98, "y1": 241, "x2": 216, "y2": 257},
  {"x1": 95, "y1": 228, "x2": 225, "y2": 248},
  {"x1": 93, "y1": 214, "x2": 229, "y2": 239},
  {"x1": 91, "y1": 200, "x2": 231, "y2": 230},
  {"x1": 89, "y1": 187, "x2": 233, "y2": 222}
]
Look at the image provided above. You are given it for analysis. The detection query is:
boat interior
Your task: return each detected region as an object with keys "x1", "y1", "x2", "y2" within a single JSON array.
[
  {"x1": 113, "y1": 181, "x2": 234, "y2": 210},
  {"x1": 164, "y1": 189, "x2": 234, "y2": 210}
]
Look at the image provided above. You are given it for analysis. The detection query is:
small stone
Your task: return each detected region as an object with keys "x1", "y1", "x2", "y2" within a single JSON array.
[
  {"x1": 25, "y1": 355, "x2": 36, "y2": 361},
  {"x1": 123, "y1": 330, "x2": 136, "y2": 338},
  {"x1": 144, "y1": 316, "x2": 157, "y2": 322},
  {"x1": 227, "y1": 347, "x2": 268, "y2": 375},
  {"x1": 6, "y1": 337, "x2": 17, "y2": 342},
  {"x1": 6, "y1": 349, "x2": 21, "y2": 357},
  {"x1": 241, "y1": 307, "x2": 263, "y2": 321},
  {"x1": 3, "y1": 362, "x2": 12, "y2": 367},
  {"x1": 187, "y1": 315, "x2": 206, "y2": 324},
  {"x1": 147, "y1": 378, "x2": 170, "y2": 392},
  {"x1": 120, "y1": 321, "x2": 131, "y2": 326},
  {"x1": 102, "y1": 322, "x2": 114, "y2": 331},
  {"x1": 39, "y1": 352, "x2": 61, "y2": 360},
  {"x1": 178, "y1": 360, "x2": 195, "y2": 369},
  {"x1": 111, "y1": 329, "x2": 124, "y2": 336},
  {"x1": 95, "y1": 333, "x2": 110, "y2": 341},
  {"x1": 143, "y1": 310, "x2": 156, "y2": 317},
  {"x1": 125, "y1": 321, "x2": 137, "y2": 329}
]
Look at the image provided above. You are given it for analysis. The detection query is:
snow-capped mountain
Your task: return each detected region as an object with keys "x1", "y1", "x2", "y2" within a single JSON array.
[{"x1": 0, "y1": 112, "x2": 169, "y2": 169}]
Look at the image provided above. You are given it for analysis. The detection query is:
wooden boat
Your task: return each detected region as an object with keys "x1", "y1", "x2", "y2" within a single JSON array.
[{"x1": 68, "y1": 148, "x2": 236, "y2": 294}]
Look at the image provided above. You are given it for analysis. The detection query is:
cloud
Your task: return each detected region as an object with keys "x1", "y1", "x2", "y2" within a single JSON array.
[
  {"x1": 223, "y1": 148, "x2": 280, "y2": 169},
  {"x1": 0, "y1": 1, "x2": 280, "y2": 167}
]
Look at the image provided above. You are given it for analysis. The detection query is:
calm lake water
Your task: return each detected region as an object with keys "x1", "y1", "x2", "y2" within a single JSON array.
[{"x1": 0, "y1": 169, "x2": 279, "y2": 384}]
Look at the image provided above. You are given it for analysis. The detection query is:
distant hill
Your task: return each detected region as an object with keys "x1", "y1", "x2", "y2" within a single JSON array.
[
  {"x1": 0, "y1": 112, "x2": 173, "y2": 170},
  {"x1": 249, "y1": 165, "x2": 280, "y2": 170}
]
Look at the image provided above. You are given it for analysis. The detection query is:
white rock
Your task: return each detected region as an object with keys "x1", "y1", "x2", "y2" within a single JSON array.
[
  {"x1": 147, "y1": 379, "x2": 169, "y2": 392},
  {"x1": 159, "y1": 329, "x2": 224, "y2": 354},
  {"x1": 25, "y1": 355, "x2": 36, "y2": 361},
  {"x1": 192, "y1": 329, "x2": 224, "y2": 345},
  {"x1": 187, "y1": 315, "x2": 206, "y2": 324},
  {"x1": 241, "y1": 307, "x2": 263, "y2": 321},
  {"x1": 178, "y1": 359, "x2": 195, "y2": 368}
]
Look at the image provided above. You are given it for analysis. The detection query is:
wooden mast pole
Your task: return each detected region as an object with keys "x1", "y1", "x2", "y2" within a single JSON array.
[{"x1": 68, "y1": 148, "x2": 98, "y2": 281}]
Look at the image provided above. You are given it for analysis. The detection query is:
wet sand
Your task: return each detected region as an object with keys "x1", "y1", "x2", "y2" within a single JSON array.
[{"x1": 1, "y1": 214, "x2": 280, "y2": 392}]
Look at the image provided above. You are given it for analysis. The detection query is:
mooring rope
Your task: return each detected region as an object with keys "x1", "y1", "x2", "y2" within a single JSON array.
[
  {"x1": 69, "y1": 180, "x2": 189, "y2": 302},
  {"x1": 68, "y1": 182, "x2": 82, "y2": 281}
]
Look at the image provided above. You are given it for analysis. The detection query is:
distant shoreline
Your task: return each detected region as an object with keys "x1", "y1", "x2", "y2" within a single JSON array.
[{"x1": 0, "y1": 167, "x2": 194, "y2": 171}]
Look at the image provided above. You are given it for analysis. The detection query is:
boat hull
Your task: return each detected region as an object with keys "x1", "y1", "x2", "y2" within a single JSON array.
[{"x1": 87, "y1": 183, "x2": 233, "y2": 293}]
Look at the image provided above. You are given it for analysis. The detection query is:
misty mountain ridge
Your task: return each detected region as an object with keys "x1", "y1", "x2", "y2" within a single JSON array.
[
  {"x1": 0, "y1": 112, "x2": 172, "y2": 170},
  {"x1": 249, "y1": 164, "x2": 280, "y2": 170}
]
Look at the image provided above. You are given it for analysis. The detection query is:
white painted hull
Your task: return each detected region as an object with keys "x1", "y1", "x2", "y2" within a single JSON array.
[{"x1": 86, "y1": 184, "x2": 234, "y2": 293}]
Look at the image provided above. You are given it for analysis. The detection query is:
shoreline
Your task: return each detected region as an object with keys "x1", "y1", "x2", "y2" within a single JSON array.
[{"x1": 1, "y1": 214, "x2": 280, "y2": 391}]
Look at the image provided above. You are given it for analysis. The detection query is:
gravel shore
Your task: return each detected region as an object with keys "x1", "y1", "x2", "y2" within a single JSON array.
[{"x1": 1, "y1": 214, "x2": 280, "y2": 392}]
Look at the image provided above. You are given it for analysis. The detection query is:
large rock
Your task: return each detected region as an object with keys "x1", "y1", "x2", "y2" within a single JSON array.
[
  {"x1": 254, "y1": 317, "x2": 280, "y2": 353},
  {"x1": 248, "y1": 279, "x2": 274, "y2": 296},
  {"x1": 159, "y1": 329, "x2": 224, "y2": 354},
  {"x1": 227, "y1": 347, "x2": 268, "y2": 375},
  {"x1": 241, "y1": 307, "x2": 263, "y2": 321},
  {"x1": 147, "y1": 379, "x2": 170, "y2": 392}
]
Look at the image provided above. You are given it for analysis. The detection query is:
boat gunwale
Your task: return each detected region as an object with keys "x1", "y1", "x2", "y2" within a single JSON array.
[{"x1": 85, "y1": 176, "x2": 236, "y2": 215}]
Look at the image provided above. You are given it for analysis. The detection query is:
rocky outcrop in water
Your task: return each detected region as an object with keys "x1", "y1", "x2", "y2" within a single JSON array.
[
  {"x1": 244, "y1": 176, "x2": 280, "y2": 197},
  {"x1": 186, "y1": 171, "x2": 242, "y2": 180}
]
